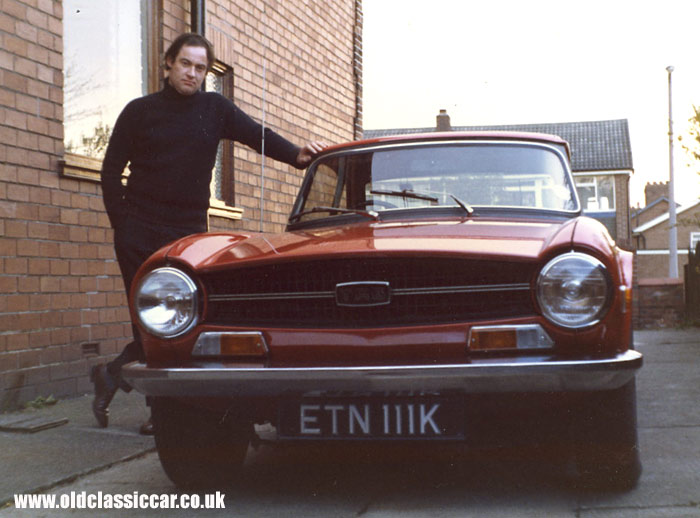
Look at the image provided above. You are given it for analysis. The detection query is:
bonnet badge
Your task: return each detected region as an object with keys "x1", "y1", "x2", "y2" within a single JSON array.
[{"x1": 335, "y1": 281, "x2": 391, "y2": 307}]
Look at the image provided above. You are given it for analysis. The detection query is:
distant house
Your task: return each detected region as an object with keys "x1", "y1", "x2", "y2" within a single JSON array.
[
  {"x1": 631, "y1": 197, "x2": 676, "y2": 229},
  {"x1": 631, "y1": 184, "x2": 700, "y2": 327},
  {"x1": 365, "y1": 111, "x2": 634, "y2": 249},
  {"x1": 632, "y1": 181, "x2": 700, "y2": 279}
]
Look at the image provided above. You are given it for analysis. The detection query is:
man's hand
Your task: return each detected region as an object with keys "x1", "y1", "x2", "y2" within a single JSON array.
[{"x1": 296, "y1": 141, "x2": 329, "y2": 167}]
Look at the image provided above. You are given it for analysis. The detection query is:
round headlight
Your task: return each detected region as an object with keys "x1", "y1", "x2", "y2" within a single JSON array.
[
  {"x1": 536, "y1": 252, "x2": 611, "y2": 328},
  {"x1": 135, "y1": 267, "x2": 198, "y2": 337}
]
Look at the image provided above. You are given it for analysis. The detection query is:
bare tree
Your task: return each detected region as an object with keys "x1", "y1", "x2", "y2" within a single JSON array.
[{"x1": 63, "y1": 56, "x2": 112, "y2": 158}]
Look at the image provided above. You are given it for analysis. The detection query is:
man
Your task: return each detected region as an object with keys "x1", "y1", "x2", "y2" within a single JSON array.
[{"x1": 92, "y1": 33, "x2": 327, "y2": 434}]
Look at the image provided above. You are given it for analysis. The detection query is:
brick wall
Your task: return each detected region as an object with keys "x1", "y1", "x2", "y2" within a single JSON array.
[
  {"x1": 633, "y1": 277, "x2": 685, "y2": 329},
  {"x1": 0, "y1": 0, "x2": 103, "y2": 409},
  {"x1": 206, "y1": 0, "x2": 361, "y2": 232},
  {"x1": 635, "y1": 253, "x2": 677, "y2": 280},
  {"x1": 0, "y1": 0, "x2": 361, "y2": 409},
  {"x1": 614, "y1": 174, "x2": 632, "y2": 250}
]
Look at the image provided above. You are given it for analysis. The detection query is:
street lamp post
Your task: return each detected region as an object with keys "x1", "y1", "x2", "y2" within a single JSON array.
[{"x1": 667, "y1": 66, "x2": 679, "y2": 278}]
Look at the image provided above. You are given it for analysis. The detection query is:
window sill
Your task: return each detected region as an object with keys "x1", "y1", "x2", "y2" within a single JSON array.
[
  {"x1": 59, "y1": 153, "x2": 102, "y2": 182},
  {"x1": 209, "y1": 199, "x2": 243, "y2": 220},
  {"x1": 60, "y1": 155, "x2": 243, "y2": 221}
]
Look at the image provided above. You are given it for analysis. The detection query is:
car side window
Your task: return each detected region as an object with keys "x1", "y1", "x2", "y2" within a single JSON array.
[{"x1": 301, "y1": 157, "x2": 347, "y2": 219}]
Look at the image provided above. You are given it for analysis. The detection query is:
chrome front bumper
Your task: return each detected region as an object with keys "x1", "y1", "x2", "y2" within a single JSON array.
[{"x1": 122, "y1": 350, "x2": 642, "y2": 397}]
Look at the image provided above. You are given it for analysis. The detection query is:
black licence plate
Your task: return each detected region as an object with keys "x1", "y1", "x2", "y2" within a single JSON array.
[{"x1": 278, "y1": 395, "x2": 464, "y2": 440}]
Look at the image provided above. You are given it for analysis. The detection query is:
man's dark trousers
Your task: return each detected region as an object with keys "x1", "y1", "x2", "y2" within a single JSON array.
[{"x1": 106, "y1": 213, "x2": 206, "y2": 381}]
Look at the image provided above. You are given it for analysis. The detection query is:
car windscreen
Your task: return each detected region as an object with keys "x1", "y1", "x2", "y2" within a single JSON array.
[{"x1": 293, "y1": 141, "x2": 579, "y2": 222}]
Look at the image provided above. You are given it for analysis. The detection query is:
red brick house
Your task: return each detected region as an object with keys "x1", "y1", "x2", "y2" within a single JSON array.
[
  {"x1": 0, "y1": 0, "x2": 363, "y2": 409},
  {"x1": 632, "y1": 182, "x2": 699, "y2": 279},
  {"x1": 631, "y1": 187, "x2": 700, "y2": 327},
  {"x1": 629, "y1": 180, "x2": 700, "y2": 327}
]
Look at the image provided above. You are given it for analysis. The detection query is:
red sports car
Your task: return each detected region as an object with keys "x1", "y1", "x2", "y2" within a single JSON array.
[{"x1": 123, "y1": 132, "x2": 642, "y2": 489}]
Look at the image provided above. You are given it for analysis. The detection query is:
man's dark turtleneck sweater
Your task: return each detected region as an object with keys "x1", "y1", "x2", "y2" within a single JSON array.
[{"x1": 101, "y1": 80, "x2": 302, "y2": 229}]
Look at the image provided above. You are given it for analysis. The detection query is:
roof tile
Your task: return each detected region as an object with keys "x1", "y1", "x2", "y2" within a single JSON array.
[{"x1": 363, "y1": 119, "x2": 633, "y2": 173}]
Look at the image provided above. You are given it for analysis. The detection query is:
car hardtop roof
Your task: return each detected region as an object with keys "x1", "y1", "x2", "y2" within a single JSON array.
[{"x1": 321, "y1": 131, "x2": 572, "y2": 159}]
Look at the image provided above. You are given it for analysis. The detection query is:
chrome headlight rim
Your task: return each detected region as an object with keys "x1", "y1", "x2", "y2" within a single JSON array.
[
  {"x1": 135, "y1": 266, "x2": 199, "y2": 338},
  {"x1": 536, "y1": 252, "x2": 612, "y2": 329}
]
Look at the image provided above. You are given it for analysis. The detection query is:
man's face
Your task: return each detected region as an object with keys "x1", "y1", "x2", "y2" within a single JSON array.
[{"x1": 166, "y1": 45, "x2": 208, "y2": 96}]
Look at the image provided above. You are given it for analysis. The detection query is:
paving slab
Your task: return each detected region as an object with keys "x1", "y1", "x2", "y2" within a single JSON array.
[
  {"x1": 0, "y1": 391, "x2": 154, "y2": 507},
  {"x1": 0, "y1": 414, "x2": 68, "y2": 433}
]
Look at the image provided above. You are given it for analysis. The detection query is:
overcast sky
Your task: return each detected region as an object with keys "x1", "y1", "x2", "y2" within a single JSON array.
[{"x1": 362, "y1": 0, "x2": 700, "y2": 207}]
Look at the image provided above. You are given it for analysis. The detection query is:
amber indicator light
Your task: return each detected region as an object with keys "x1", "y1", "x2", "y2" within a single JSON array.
[
  {"x1": 219, "y1": 333, "x2": 266, "y2": 357},
  {"x1": 470, "y1": 329, "x2": 517, "y2": 351}
]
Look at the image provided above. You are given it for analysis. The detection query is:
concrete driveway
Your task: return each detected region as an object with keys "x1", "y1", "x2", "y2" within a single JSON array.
[{"x1": 1, "y1": 328, "x2": 699, "y2": 517}]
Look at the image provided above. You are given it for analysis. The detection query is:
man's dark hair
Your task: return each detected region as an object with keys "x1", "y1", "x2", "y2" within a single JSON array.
[{"x1": 164, "y1": 33, "x2": 216, "y2": 71}]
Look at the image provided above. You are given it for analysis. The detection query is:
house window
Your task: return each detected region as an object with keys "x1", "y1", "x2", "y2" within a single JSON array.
[
  {"x1": 63, "y1": 0, "x2": 152, "y2": 159},
  {"x1": 205, "y1": 63, "x2": 236, "y2": 206},
  {"x1": 691, "y1": 232, "x2": 700, "y2": 253},
  {"x1": 574, "y1": 175, "x2": 615, "y2": 212}
]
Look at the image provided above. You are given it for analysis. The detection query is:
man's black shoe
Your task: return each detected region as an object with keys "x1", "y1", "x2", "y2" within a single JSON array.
[{"x1": 90, "y1": 364, "x2": 118, "y2": 428}]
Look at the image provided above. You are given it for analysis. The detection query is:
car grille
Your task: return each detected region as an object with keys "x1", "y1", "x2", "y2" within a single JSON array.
[{"x1": 200, "y1": 257, "x2": 537, "y2": 328}]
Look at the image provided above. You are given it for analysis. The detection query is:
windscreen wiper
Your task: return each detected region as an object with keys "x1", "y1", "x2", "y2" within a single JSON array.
[
  {"x1": 450, "y1": 194, "x2": 474, "y2": 216},
  {"x1": 369, "y1": 188, "x2": 473, "y2": 216},
  {"x1": 289, "y1": 206, "x2": 379, "y2": 223},
  {"x1": 369, "y1": 189, "x2": 438, "y2": 203}
]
